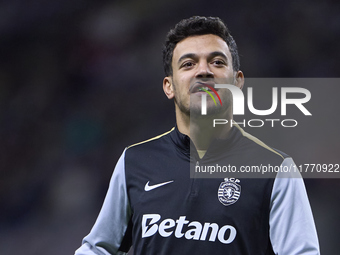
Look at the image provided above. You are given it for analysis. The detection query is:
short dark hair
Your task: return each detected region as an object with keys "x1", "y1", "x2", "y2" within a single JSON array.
[{"x1": 162, "y1": 16, "x2": 240, "y2": 76}]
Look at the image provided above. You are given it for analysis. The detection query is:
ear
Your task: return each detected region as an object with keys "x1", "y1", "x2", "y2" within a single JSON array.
[
  {"x1": 235, "y1": 71, "x2": 244, "y2": 90},
  {"x1": 163, "y1": 76, "x2": 175, "y2": 99}
]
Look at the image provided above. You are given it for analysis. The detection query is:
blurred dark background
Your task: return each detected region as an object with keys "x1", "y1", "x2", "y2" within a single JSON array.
[{"x1": 0, "y1": 0, "x2": 339, "y2": 254}]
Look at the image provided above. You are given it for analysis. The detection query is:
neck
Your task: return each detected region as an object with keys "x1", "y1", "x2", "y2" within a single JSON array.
[{"x1": 176, "y1": 106, "x2": 233, "y2": 150}]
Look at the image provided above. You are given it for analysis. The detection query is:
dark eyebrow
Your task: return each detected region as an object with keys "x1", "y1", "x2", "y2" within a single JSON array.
[
  {"x1": 209, "y1": 51, "x2": 228, "y2": 61},
  {"x1": 177, "y1": 51, "x2": 228, "y2": 65}
]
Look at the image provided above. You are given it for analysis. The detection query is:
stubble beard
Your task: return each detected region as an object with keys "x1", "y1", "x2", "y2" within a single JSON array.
[
  {"x1": 172, "y1": 76, "x2": 236, "y2": 120},
  {"x1": 174, "y1": 90, "x2": 233, "y2": 121}
]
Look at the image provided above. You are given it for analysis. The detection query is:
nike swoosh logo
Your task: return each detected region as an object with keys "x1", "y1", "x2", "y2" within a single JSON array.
[{"x1": 144, "y1": 180, "x2": 174, "y2": 191}]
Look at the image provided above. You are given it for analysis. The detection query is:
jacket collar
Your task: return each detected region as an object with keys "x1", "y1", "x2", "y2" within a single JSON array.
[{"x1": 169, "y1": 124, "x2": 242, "y2": 160}]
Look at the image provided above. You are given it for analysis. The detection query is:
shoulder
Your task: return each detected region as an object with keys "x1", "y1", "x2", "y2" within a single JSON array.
[
  {"x1": 125, "y1": 128, "x2": 175, "y2": 156},
  {"x1": 233, "y1": 123, "x2": 289, "y2": 161},
  {"x1": 127, "y1": 127, "x2": 174, "y2": 149}
]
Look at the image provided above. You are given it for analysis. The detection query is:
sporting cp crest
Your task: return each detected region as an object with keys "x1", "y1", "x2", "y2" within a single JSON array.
[{"x1": 218, "y1": 178, "x2": 241, "y2": 206}]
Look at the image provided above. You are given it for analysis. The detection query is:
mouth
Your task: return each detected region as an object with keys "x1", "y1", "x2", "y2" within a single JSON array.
[
  {"x1": 189, "y1": 81, "x2": 223, "y2": 106},
  {"x1": 190, "y1": 82, "x2": 217, "y2": 93}
]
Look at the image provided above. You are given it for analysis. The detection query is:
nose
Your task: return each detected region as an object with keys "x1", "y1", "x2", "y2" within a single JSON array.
[{"x1": 195, "y1": 62, "x2": 214, "y2": 79}]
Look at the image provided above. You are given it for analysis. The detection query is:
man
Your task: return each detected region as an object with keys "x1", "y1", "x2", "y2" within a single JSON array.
[{"x1": 75, "y1": 16, "x2": 319, "y2": 254}]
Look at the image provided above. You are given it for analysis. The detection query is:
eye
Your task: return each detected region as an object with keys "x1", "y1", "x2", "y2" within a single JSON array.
[
  {"x1": 212, "y1": 59, "x2": 226, "y2": 66},
  {"x1": 181, "y1": 61, "x2": 195, "y2": 69}
]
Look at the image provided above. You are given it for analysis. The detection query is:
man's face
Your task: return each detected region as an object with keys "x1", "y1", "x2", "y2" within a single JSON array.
[{"x1": 163, "y1": 34, "x2": 244, "y2": 117}]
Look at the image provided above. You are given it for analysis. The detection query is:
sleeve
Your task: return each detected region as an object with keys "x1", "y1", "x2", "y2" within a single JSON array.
[
  {"x1": 269, "y1": 157, "x2": 320, "y2": 255},
  {"x1": 75, "y1": 149, "x2": 132, "y2": 255}
]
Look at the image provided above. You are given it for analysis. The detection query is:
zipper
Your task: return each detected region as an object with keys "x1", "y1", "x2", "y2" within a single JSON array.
[
  {"x1": 188, "y1": 140, "x2": 202, "y2": 198},
  {"x1": 189, "y1": 159, "x2": 200, "y2": 197}
]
